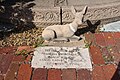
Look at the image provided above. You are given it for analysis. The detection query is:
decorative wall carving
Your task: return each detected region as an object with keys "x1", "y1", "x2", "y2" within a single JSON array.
[
  {"x1": 62, "y1": 5, "x2": 120, "y2": 24},
  {"x1": 62, "y1": 10, "x2": 74, "y2": 21},
  {"x1": 32, "y1": 3, "x2": 120, "y2": 27},
  {"x1": 32, "y1": 8, "x2": 60, "y2": 27},
  {"x1": 85, "y1": 6, "x2": 120, "y2": 20}
]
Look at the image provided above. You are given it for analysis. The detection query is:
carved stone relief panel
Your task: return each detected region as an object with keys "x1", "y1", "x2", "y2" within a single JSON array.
[
  {"x1": 85, "y1": 6, "x2": 120, "y2": 20},
  {"x1": 62, "y1": 4, "x2": 120, "y2": 24},
  {"x1": 32, "y1": 7, "x2": 60, "y2": 27},
  {"x1": 31, "y1": 2, "x2": 120, "y2": 27}
]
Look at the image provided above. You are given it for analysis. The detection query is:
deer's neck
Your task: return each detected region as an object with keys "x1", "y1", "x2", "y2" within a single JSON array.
[{"x1": 69, "y1": 21, "x2": 78, "y2": 32}]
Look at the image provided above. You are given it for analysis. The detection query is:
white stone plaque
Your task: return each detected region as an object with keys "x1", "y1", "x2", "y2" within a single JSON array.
[{"x1": 31, "y1": 47, "x2": 92, "y2": 70}]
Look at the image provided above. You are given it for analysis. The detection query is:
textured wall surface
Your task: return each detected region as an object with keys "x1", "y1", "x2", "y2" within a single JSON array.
[{"x1": 31, "y1": 0, "x2": 120, "y2": 27}]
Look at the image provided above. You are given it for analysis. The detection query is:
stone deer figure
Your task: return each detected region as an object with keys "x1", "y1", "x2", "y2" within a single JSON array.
[{"x1": 42, "y1": 6, "x2": 88, "y2": 42}]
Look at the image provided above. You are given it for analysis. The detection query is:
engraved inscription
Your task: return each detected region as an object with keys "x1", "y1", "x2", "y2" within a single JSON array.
[{"x1": 32, "y1": 47, "x2": 92, "y2": 69}]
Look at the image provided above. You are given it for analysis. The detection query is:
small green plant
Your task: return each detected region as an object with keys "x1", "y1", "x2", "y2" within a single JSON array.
[
  {"x1": 84, "y1": 40, "x2": 92, "y2": 48},
  {"x1": 15, "y1": 49, "x2": 33, "y2": 57},
  {"x1": 33, "y1": 36, "x2": 46, "y2": 47},
  {"x1": 103, "y1": 55, "x2": 114, "y2": 63}
]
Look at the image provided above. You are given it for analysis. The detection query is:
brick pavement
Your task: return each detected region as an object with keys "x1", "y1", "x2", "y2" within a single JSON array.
[{"x1": 0, "y1": 32, "x2": 120, "y2": 80}]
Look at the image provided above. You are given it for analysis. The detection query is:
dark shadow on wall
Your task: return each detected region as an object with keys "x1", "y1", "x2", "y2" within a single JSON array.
[
  {"x1": 111, "y1": 62, "x2": 120, "y2": 80},
  {"x1": 74, "y1": 20, "x2": 101, "y2": 36},
  {"x1": 0, "y1": 0, "x2": 35, "y2": 40}
]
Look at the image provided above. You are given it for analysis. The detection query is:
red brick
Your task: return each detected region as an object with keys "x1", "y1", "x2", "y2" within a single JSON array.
[
  {"x1": 102, "y1": 64, "x2": 116, "y2": 80},
  {"x1": 107, "y1": 46, "x2": 119, "y2": 54},
  {"x1": 77, "y1": 69, "x2": 91, "y2": 80},
  {"x1": 115, "y1": 39, "x2": 120, "y2": 53},
  {"x1": 0, "y1": 75, "x2": 4, "y2": 80},
  {"x1": 103, "y1": 33, "x2": 116, "y2": 46},
  {"x1": 85, "y1": 33, "x2": 95, "y2": 45},
  {"x1": 92, "y1": 66, "x2": 105, "y2": 80},
  {"x1": 13, "y1": 55, "x2": 25, "y2": 62},
  {"x1": 102, "y1": 54, "x2": 114, "y2": 63},
  {"x1": 48, "y1": 69, "x2": 61, "y2": 80},
  {"x1": 17, "y1": 46, "x2": 34, "y2": 52},
  {"x1": 111, "y1": 53, "x2": 120, "y2": 63},
  {"x1": 112, "y1": 32, "x2": 120, "y2": 39},
  {"x1": 17, "y1": 64, "x2": 32, "y2": 80},
  {"x1": 111, "y1": 64, "x2": 120, "y2": 80},
  {"x1": 115, "y1": 38, "x2": 120, "y2": 44},
  {"x1": 62, "y1": 69, "x2": 76, "y2": 80},
  {"x1": 95, "y1": 33, "x2": 106, "y2": 47},
  {"x1": 25, "y1": 55, "x2": 32, "y2": 63},
  {"x1": 101, "y1": 47, "x2": 109, "y2": 55},
  {"x1": 90, "y1": 46, "x2": 105, "y2": 64},
  {"x1": 32, "y1": 68, "x2": 47, "y2": 80},
  {"x1": 0, "y1": 54, "x2": 3, "y2": 62},
  {"x1": 5, "y1": 63, "x2": 19, "y2": 80},
  {"x1": 0, "y1": 47, "x2": 17, "y2": 54},
  {"x1": 0, "y1": 54, "x2": 14, "y2": 74}
]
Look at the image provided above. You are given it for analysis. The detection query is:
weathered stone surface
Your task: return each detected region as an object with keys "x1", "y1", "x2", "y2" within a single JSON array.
[
  {"x1": 1, "y1": 0, "x2": 120, "y2": 27},
  {"x1": 32, "y1": 47, "x2": 92, "y2": 70},
  {"x1": 67, "y1": 0, "x2": 119, "y2": 6},
  {"x1": 33, "y1": 0, "x2": 68, "y2": 7},
  {"x1": 54, "y1": 0, "x2": 68, "y2": 7},
  {"x1": 32, "y1": 7, "x2": 61, "y2": 27},
  {"x1": 30, "y1": 0, "x2": 120, "y2": 27},
  {"x1": 43, "y1": 35, "x2": 85, "y2": 47},
  {"x1": 33, "y1": 0, "x2": 55, "y2": 7},
  {"x1": 62, "y1": 3, "x2": 120, "y2": 24}
]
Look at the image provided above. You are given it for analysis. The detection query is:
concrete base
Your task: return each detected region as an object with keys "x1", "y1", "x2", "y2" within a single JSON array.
[{"x1": 42, "y1": 35, "x2": 85, "y2": 47}]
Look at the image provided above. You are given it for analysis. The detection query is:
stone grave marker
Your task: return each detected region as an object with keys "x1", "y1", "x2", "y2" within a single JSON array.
[{"x1": 31, "y1": 47, "x2": 92, "y2": 70}]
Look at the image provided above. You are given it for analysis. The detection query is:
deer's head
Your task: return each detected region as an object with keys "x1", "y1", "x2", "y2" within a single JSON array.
[{"x1": 71, "y1": 6, "x2": 88, "y2": 25}]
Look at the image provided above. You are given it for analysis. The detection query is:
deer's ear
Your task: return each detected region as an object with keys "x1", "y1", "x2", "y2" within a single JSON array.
[
  {"x1": 82, "y1": 6, "x2": 88, "y2": 15},
  {"x1": 71, "y1": 6, "x2": 76, "y2": 15}
]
